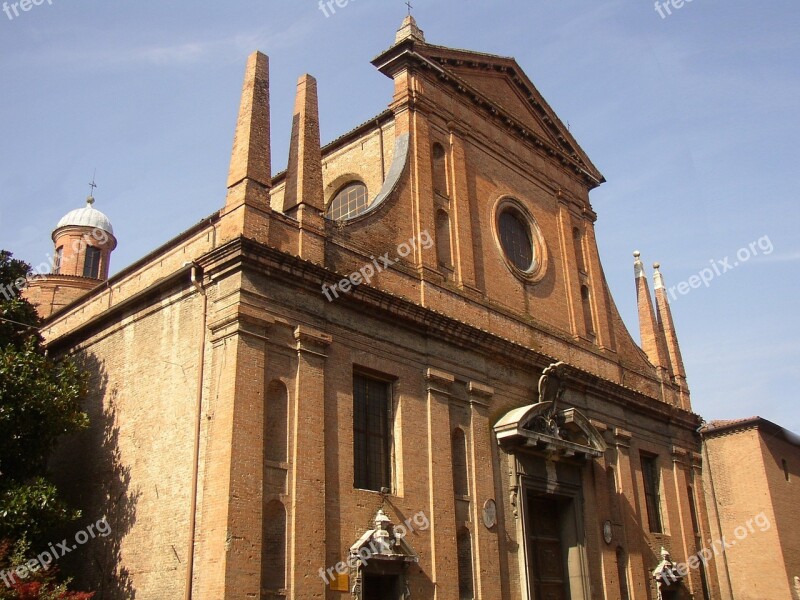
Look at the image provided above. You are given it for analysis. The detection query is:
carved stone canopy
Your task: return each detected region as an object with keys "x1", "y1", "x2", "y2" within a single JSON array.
[
  {"x1": 494, "y1": 362, "x2": 606, "y2": 459},
  {"x1": 348, "y1": 510, "x2": 419, "y2": 567},
  {"x1": 653, "y1": 547, "x2": 683, "y2": 592},
  {"x1": 494, "y1": 402, "x2": 606, "y2": 459}
]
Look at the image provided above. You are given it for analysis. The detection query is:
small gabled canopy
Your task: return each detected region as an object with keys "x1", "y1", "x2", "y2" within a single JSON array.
[
  {"x1": 653, "y1": 547, "x2": 683, "y2": 588},
  {"x1": 349, "y1": 510, "x2": 419, "y2": 567},
  {"x1": 495, "y1": 401, "x2": 607, "y2": 459}
]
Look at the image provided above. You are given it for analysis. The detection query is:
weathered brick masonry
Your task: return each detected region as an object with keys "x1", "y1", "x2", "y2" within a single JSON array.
[{"x1": 28, "y1": 17, "x2": 727, "y2": 600}]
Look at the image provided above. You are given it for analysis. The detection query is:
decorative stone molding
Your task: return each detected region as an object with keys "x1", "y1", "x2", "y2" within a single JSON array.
[
  {"x1": 671, "y1": 446, "x2": 690, "y2": 465},
  {"x1": 589, "y1": 419, "x2": 608, "y2": 433},
  {"x1": 294, "y1": 325, "x2": 332, "y2": 357},
  {"x1": 614, "y1": 428, "x2": 633, "y2": 448},
  {"x1": 208, "y1": 300, "x2": 274, "y2": 344},
  {"x1": 426, "y1": 367, "x2": 455, "y2": 396},
  {"x1": 468, "y1": 381, "x2": 493, "y2": 406}
]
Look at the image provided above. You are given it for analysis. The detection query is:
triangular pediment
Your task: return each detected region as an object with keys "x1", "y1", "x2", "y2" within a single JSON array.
[{"x1": 412, "y1": 44, "x2": 604, "y2": 184}]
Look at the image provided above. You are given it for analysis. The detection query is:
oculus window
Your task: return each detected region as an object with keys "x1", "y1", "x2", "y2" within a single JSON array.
[{"x1": 493, "y1": 198, "x2": 547, "y2": 282}]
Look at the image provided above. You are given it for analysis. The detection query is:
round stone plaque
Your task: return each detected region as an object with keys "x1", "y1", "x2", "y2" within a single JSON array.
[
  {"x1": 483, "y1": 499, "x2": 497, "y2": 529},
  {"x1": 603, "y1": 520, "x2": 613, "y2": 545}
]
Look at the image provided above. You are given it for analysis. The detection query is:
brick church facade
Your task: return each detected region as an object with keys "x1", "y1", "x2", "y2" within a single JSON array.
[{"x1": 26, "y1": 17, "x2": 725, "y2": 600}]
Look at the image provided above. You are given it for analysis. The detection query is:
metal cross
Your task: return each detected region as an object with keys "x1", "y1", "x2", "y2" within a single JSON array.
[
  {"x1": 88, "y1": 169, "x2": 97, "y2": 196},
  {"x1": 405, "y1": 0, "x2": 413, "y2": 16}
]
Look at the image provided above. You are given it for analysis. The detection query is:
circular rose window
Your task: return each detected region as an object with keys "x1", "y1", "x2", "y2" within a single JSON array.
[
  {"x1": 494, "y1": 198, "x2": 547, "y2": 282},
  {"x1": 499, "y1": 209, "x2": 533, "y2": 271}
]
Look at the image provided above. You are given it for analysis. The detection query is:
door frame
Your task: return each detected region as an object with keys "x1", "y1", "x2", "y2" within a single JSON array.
[{"x1": 517, "y1": 463, "x2": 592, "y2": 600}]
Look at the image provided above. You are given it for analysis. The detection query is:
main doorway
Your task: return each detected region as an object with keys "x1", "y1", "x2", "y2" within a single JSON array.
[
  {"x1": 526, "y1": 492, "x2": 571, "y2": 600},
  {"x1": 362, "y1": 573, "x2": 401, "y2": 599}
]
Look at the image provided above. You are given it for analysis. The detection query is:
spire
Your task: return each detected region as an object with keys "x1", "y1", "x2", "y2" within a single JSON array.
[
  {"x1": 634, "y1": 251, "x2": 670, "y2": 376},
  {"x1": 653, "y1": 263, "x2": 691, "y2": 410},
  {"x1": 226, "y1": 51, "x2": 271, "y2": 203},
  {"x1": 283, "y1": 74, "x2": 324, "y2": 213},
  {"x1": 395, "y1": 14, "x2": 425, "y2": 44}
]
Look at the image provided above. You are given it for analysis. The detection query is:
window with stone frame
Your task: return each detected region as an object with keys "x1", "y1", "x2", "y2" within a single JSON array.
[
  {"x1": 640, "y1": 452, "x2": 663, "y2": 533},
  {"x1": 353, "y1": 373, "x2": 393, "y2": 492}
]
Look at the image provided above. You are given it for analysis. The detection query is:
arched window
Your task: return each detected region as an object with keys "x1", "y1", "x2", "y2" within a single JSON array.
[
  {"x1": 432, "y1": 142, "x2": 449, "y2": 197},
  {"x1": 581, "y1": 285, "x2": 595, "y2": 336},
  {"x1": 457, "y1": 527, "x2": 474, "y2": 599},
  {"x1": 265, "y1": 380, "x2": 288, "y2": 463},
  {"x1": 436, "y1": 209, "x2": 453, "y2": 269},
  {"x1": 326, "y1": 181, "x2": 369, "y2": 221},
  {"x1": 451, "y1": 428, "x2": 469, "y2": 497},
  {"x1": 262, "y1": 500, "x2": 287, "y2": 594}
]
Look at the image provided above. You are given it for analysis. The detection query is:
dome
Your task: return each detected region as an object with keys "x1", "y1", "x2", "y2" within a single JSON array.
[{"x1": 54, "y1": 196, "x2": 114, "y2": 236}]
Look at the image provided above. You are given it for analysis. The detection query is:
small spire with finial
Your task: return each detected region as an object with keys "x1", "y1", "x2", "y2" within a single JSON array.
[
  {"x1": 395, "y1": 8, "x2": 425, "y2": 44},
  {"x1": 87, "y1": 170, "x2": 98, "y2": 205},
  {"x1": 633, "y1": 250, "x2": 644, "y2": 279},
  {"x1": 653, "y1": 262, "x2": 665, "y2": 290}
]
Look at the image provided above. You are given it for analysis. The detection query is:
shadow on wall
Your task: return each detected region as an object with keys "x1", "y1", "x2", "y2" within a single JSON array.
[
  {"x1": 617, "y1": 488, "x2": 694, "y2": 600},
  {"x1": 50, "y1": 352, "x2": 139, "y2": 599}
]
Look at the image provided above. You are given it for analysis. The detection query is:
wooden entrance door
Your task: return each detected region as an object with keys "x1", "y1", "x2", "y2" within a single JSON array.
[
  {"x1": 362, "y1": 573, "x2": 400, "y2": 599},
  {"x1": 527, "y1": 494, "x2": 570, "y2": 600}
]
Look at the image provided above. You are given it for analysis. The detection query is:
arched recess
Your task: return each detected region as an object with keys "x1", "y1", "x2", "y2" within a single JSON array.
[
  {"x1": 436, "y1": 209, "x2": 453, "y2": 269},
  {"x1": 451, "y1": 428, "x2": 469, "y2": 497},
  {"x1": 606, "y1": 466, "x2": 621, "y2": 524},
  {"x1": 432, "y1": 142, "x2": 449, "y2": 197},
  {"x1": 265, "y1": 380, "x2": 288, "y2": 463},
  {"x1": 456, "y1": 526, "x2": 474, "y2": 599},
  {"x1": 581, "y1": 284, "x2": 595, "y2": 337},
  {"x1": 573, "y1": 226, "x2": 586, "y2": 273},
  {"x1": 262, "y1": 499, "x2": 287, "y2": 597},
  {"x1": 616, "y1": 546, "x2": 630, "y2": 600}
]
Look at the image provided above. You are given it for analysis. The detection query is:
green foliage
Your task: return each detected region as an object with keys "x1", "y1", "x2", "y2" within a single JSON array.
[
  {"x1": 0, "y1": 480, "x2": 79, "y2": 544},
  {"x1": 0, "y1": 249, "x2": 90, "y2": 553},
  {"x1": 0, "y1": 251, "x2": 40, "y2": 350},
  {"x1": 0, "y1": 340, "x2": 89, "y2": 484}
]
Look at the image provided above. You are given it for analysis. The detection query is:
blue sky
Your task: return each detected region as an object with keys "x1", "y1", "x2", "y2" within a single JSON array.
[{"x1": 1, "y1": 0, "x2": 798, "y2": 434}]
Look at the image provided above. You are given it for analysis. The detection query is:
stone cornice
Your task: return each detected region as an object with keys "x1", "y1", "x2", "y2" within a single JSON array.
[{"x1": 226, "y1": 238, "x2": 699, "y2": 430}]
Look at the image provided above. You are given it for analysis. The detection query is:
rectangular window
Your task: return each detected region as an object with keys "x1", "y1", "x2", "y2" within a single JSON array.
[
  {"x1": 83, "y1": 246, "x2": 101, "y2": 279},
  {"x1": 353, "y1": 373, "x2": 392, "y2": 492},
  {"x1": 53, "y1": 246, "x2": 63, "y2": 274},
  {"x1": 640, "y1": 453, "x2": 663, "y2": 533}
]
